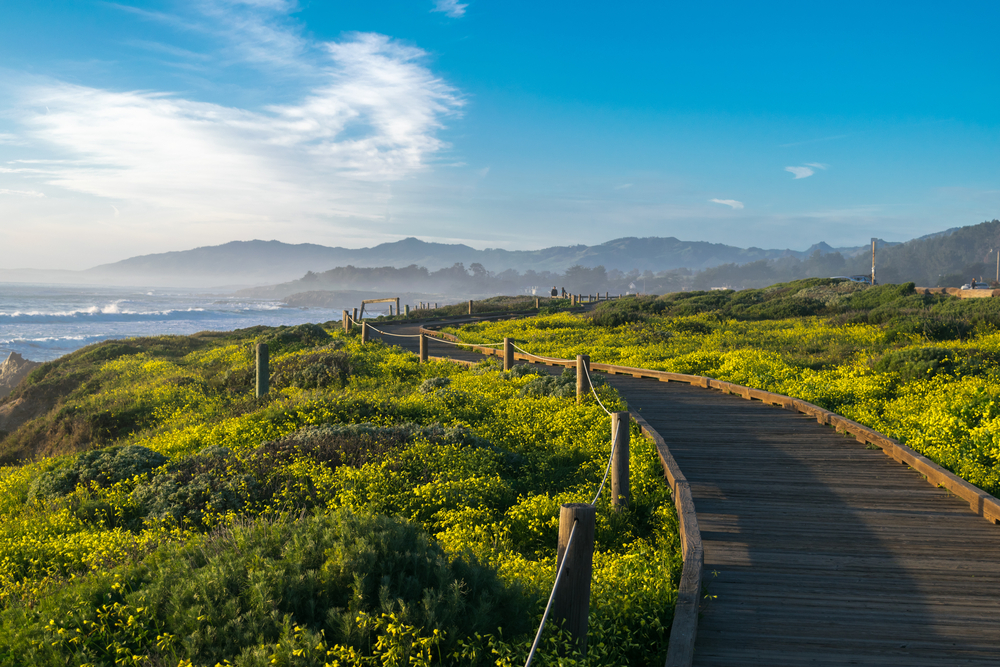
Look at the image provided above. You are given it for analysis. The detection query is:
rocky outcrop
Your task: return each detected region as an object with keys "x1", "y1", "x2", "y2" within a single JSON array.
[{"x1": 0, "y1": 352, "x2": 41, "y2": 400}]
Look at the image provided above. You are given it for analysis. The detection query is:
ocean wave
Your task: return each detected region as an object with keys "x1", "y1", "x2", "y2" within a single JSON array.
[{"x1": 0, "y1": 305, "x2": 285, "y2": 324}]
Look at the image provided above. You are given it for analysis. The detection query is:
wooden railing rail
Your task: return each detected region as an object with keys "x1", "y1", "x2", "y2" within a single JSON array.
[{"x1": 630, "y1": 411, "x2": 702, "y2": 667}]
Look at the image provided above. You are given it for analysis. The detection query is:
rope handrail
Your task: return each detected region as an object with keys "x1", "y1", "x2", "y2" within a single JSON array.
[
  {"x1": 524, "y1": 518, "x2": 578, "y2": 667},
  {"x1": 591, "y1": 417, "x2": 623, "y2": 505},
  {"x1": 427, "y1": 335, "x2": 495, "y2": 347},
  {"x1": 582, "y1": 363, "x2": 613, "y2": 416},
  {"x1": 522, "y1": 417, "x2": 618, "y2": 665},
  {"x1": 510, "y1": 342, "x2": 571, "y2": 364},
  {"x1": 363, "y1": 325, "x2": 422, "y2": 338}
]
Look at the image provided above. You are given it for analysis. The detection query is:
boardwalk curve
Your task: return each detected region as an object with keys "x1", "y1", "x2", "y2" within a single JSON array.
[{"x1": 367, "y1": 318, "x2": 1000, "y2": 666}]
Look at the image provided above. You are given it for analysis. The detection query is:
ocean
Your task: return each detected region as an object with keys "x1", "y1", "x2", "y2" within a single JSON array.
[{"x1": 0, "y1": 283, "x2": 355, "y2": 362}]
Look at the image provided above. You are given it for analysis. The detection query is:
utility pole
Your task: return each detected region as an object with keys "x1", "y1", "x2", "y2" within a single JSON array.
[{"x1": 871, "y1": 238, "x2": 877, "y2": 286}]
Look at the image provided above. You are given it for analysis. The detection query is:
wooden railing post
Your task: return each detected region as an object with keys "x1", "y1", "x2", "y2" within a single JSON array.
[
  {"x1": 419, "y1": 333, "x2": 428, "y2": 362},
  {"x1": 342, "y1": 310, "x2": 350, "y2": 333},
  {"x1": 576, "y1": 354, "x2": 591, "y2": 403},
  {"x1": 361, "y1": 322, "x2": 369, "y2": 343},
  {"x1": 255, "y1": 343, "x2": 269, "y2": 397},
  {"x1": 405, "y1": 304, "x2": 410, "y2": 316},
  {"x1": 503, "y1": 337, "x2": 514, "y2": 371},
  {"x1": 535, "y1": 297, "x2": 540, "y2": 309},
  {"x1": 553, "y1": 503, "x2": 596, "y2": 654},
  {"x1": 389, "y1": 305, "x2": 394, "y2": 316},
  {"x1": 468, "y1": 299, "x2": 473, "y2": 315},
  {"x1": 353, "y1": 307, "x2": 358, "y2": 322},
  {"x1": 395, "y1": 297, "x2": 400, "y2": 316},
  {"x1": 611, "y1": 412, "x2": 630, "y2": 510}
]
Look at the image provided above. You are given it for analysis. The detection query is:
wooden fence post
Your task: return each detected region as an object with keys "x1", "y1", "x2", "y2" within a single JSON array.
[
  {"x1": 419, "y1": 333, "x2": 428, "y2": 362},
  {"x1": 389, "y1": 305, "x2": 394, "y2": 316},
  {"x1": 405, "y1": 304, "x2": 410, "y2": 316},
  {"x1": 353, "y1": 307, "x2": 358, "y2": 322},
  {"x1": 535, "y1": 297, "x2": 540, "y2": 308},
  {"x1": 576, "y1": 354, "x2": 591, "y2": 403},
  {"x1": 570, "y1": 294, "x2": 576, "y2": 306},
  {"x1": 342, "y1": 310, "x2": 350, "y2": 333},
  {"x1": 395, "y1": 298, "x2": 400, "y2": 316},
  {"x1": 469, "y1": 299, "x2": 473, "y2": 315},
  {"x1": 361, "y1": 322, "x2": 369, "y2": 343},
  {"x1": 553, "y1": 503, "x2": 596, "y2": 654},
  {"x1": 256, "y1": 343, "x2": 269, "y2": 398},
  {"x1": 504, "y1": 337, "x2": 514, "y2": 371},
  {"x1": 611, "y1": 412, "x2": 630, "y2": 510}
]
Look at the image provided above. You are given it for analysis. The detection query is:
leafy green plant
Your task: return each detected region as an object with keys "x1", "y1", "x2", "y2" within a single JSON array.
[
  {"x1": 519, "y1": 368, "x2": 577, "y2": 398},
  {"x1": 28, "y1": 445, "x2": 166, "y2": 502}
]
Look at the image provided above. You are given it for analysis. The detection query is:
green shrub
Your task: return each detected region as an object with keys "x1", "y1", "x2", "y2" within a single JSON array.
[
  {"x1": 28, "y1": 445, "x2": 167, "y2": 501},
  {"x1": 506, "y1": 363, "x2": 542, "y2": 378},
  {"x1": 420, "y1": 376, "x2": 452, "y2": 393},
  {"x1": 260, "y1": 323, "x2": 332, "y2": 354},
  {"x1": 271, "y1": 349, "x2": 353, "y2": 390},
  {"x1": 875, "y1": 347, "x2": 956, "y2": 381},
  {"x1": 839, "y1": 282, "x2": 917, "y2": 310},
  {"x1": 882, "y1": 314, "x2": 975, "y2": 342},
  {"x1": 3, "y1": 511, "x2": 533, "y2": 667},
  {"x1": 75, "y1": 342, "x2": 142, "y2": 364},
  {"x1": 519, "y1": 368, "x2": 577, "y2": 398},
  {"x1": 586, "y1": 296, "x2": 665, "y2": 326}
]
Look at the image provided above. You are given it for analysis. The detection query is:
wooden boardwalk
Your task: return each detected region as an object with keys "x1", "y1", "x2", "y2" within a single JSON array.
[{"x1": 371, "y1": 322, "x2": 1000, "y2": 665}]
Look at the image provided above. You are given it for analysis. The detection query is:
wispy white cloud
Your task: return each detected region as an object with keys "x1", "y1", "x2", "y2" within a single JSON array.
[
  {"x1": 785, "y1": 166, "x2": 814, "y2": 179},
  {"x1": 614, "y1": 183, "x2": 633, "y2": 190},
  {"x1": 5, "y1": 29, "x2": 463, "y2": 222},
  {"x1": 124, "y1": 39, "x2": 211, "y2": 61},
  {"x1": 432, "y1": 0, "x2": 468, "y2": 18},
  {"x1": 804, "y1": 162, "x2": 828, "y2": 170},
  {"x1": 0, "y1": 188, "x2": 45, "y2": 197},
  {"x1": 710, "y1": 198, "x2": 744, "y2": 209}
]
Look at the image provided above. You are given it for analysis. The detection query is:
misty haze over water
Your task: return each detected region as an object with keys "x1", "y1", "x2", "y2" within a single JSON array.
[{"x1": 0, "y1": 284, "x2": 367, "y2": 362}]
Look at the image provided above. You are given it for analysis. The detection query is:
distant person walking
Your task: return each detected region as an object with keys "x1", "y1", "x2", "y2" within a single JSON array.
[
  {"x1": 561, "y1": 287, "x2": 566, "y2": 297},
  {"x1": 551, "y1": 286, "x2": 558, "y2": 297},
  {"x1": 972, "y1": 278, "x2": 978, "y2": 288}
]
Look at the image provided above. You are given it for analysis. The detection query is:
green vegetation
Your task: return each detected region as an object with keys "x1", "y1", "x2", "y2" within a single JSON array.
[
  {"x1": 453, "y1": 279, "x2": 1000, "y2": 497},
  {"x1": 0, "y1": 324, "x2": 681, "y2": 665}
]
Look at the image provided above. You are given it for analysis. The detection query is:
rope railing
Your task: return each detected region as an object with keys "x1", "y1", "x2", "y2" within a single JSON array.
[
  {"x1": 523, "y1": 518, "x2": 579, "y2": 667},
  {"x1": 582, "y1": 363, "x2": 613, "y2": 416},
  {"x1": 362, "y1": 324, "x2": 422, "y2": 338},
  {"x1": 510, "y1": 342, "x2": 572, "y2": 364},
  {"x1": 591, "y1": 417, "x2": 623, "y2": 505}
]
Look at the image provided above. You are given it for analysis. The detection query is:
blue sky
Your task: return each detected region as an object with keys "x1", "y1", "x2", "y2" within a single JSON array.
[{"x1": 1, "y1": 1, "x2": 998, "y2": 269}]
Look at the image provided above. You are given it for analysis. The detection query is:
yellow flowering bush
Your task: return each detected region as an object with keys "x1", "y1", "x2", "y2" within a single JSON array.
[{"x1": 0, "y1": 327, "x2": 681, "y2": 666}]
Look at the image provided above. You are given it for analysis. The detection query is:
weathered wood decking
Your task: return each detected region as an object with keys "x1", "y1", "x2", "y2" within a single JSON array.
[{"x1": 371, "y1": 322, "x2": 1000, "y2": 665}]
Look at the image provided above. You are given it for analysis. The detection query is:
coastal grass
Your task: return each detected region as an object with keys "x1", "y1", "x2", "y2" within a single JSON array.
[{"x1": 0, "y1": 324, "x2": 681, "y2": 666}]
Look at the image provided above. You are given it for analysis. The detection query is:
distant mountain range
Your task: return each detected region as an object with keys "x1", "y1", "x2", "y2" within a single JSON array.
[
  {"x1": 0, "y1": 221, "x2": 995, "y2": 290},
  {"x1": 0, "y1": 236, "x2": 872, "y2": 288}
]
